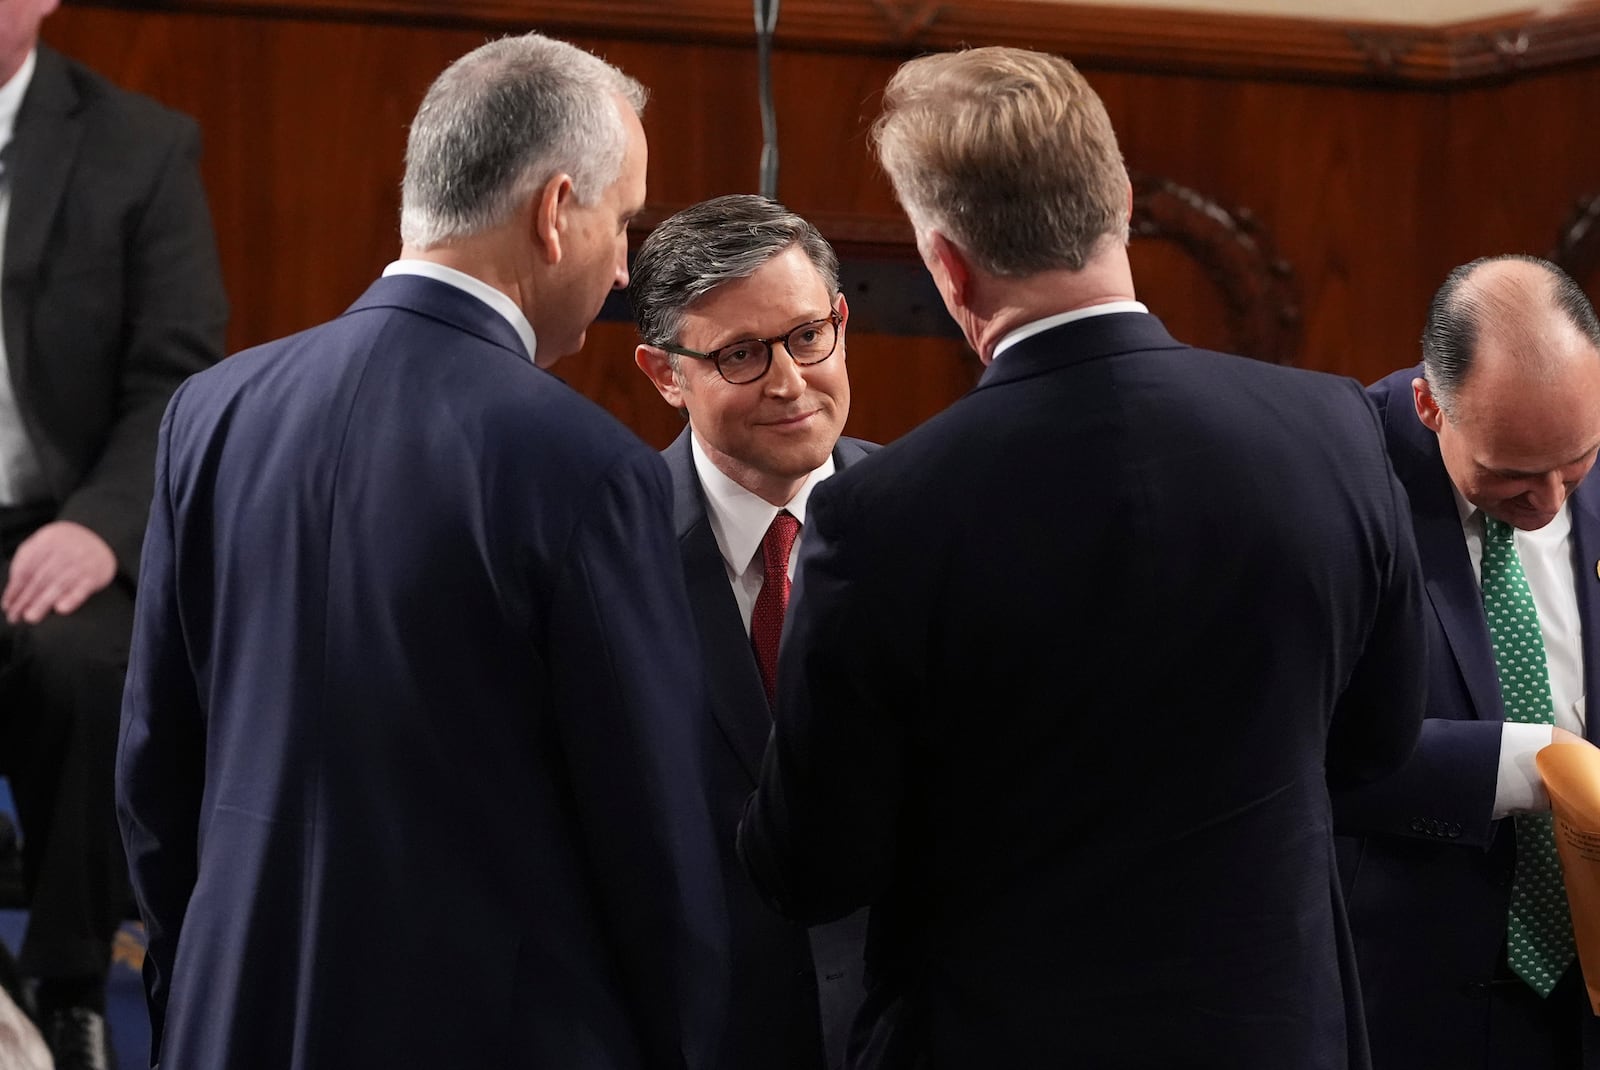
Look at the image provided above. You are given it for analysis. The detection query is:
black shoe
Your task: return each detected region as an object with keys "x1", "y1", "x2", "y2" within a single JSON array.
[{"x1": 40, "y1": 1006, "x2": 111, "y2": 1070}]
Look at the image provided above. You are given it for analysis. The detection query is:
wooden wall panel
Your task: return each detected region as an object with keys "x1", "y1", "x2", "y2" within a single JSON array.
[{"x1": 40, "y1": 2, "x2": 1600, "y2": 445}]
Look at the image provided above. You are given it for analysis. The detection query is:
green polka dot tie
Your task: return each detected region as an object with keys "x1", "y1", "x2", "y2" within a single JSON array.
[{"x1": 1482, "y1": 515, "x2": 1575, "y2": 997}]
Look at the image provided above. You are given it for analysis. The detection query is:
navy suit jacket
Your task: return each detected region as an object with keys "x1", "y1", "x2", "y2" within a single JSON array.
[
  {"x1": 1334, "y1": 365, "x2": 1600, "y2": 1069},
  {"x1": 664, "y1": 427, "x2": 873, "y2": 1070},
  {"x1": 740, "y1": 313, "x2": 1428, "y2": 1070},
  {"x1": 116, "y1": 275, "x2": 728, "y2": 1069}
]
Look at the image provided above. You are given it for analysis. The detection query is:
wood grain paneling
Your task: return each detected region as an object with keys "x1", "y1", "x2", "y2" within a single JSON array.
[{"x1": 42, "y1": 1, "x2": 1600, "y2": 443}]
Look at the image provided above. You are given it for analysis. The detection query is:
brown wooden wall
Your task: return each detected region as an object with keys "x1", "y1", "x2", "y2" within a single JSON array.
[{"x1": 43, "y1": 1, "x2": 1600, "y2": 446}]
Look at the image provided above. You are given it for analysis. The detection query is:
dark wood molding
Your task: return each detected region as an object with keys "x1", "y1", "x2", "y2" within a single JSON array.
[{"x1": 70, "y1": 0, "x2": 1600, "y2": 83}]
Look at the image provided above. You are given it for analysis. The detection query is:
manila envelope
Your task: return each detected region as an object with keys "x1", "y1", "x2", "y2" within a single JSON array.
[{"x1": 1538, "y1": 740, "x2": 1600, "y2": 1014}]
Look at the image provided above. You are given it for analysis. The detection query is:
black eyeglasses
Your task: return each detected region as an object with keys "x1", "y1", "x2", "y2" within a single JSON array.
[{"x1": 660, "y1": 309, "x2": 842, "y2": 385}]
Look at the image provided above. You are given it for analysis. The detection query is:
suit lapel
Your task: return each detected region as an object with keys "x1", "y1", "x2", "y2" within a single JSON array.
[
  {"x1": 1566, "y1": 479, "x2": 1600, "y2": 742},
  {"x1": 664, "y1": 431, "x2": 877, "y2": 785},
  {"x1": 665, "y1": 431, "x2": 771, "y2": 784},
  {"x1": 1383, "y1": 384, "x2": 1503, "y2": 722},
  {"x1": 4, "y1": 47, "x2": 81, "y2": 397}
]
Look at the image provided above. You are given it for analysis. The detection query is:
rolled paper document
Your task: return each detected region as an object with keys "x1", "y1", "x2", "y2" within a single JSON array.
[{"x1": 1537, "y1": 739, "x2": 1600, "y2": 1014}]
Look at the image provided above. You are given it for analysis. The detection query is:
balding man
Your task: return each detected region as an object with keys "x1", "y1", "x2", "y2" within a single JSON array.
[{"x1": 1337, "y1": 254, "x2": 1600, "y2": 1069}]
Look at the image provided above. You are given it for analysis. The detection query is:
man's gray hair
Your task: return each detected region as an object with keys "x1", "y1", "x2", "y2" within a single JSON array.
[
  {"x1": 400, "y1": 33, "x2": 647, "y2": 249},
  {"x1": 629, "y1": 194, "x2": 840, "y2": 358}
]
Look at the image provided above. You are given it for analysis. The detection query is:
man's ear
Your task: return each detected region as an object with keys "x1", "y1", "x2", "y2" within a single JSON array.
[
  {"x1": 531, "y1": 173, "x2": 575, "y2": 265},
  {"x1": 635, "y1": 344, "x2": 686, "y2": 408},
  {"x1": 1413, "y1": 376, "x2": 1445, "y2": 434},
  {"x1": 836, "y1": 292, "x2": 850, "y2": 333},
  {"x1": 924, "y1": 230, "x2": 971, "y2": 309}
]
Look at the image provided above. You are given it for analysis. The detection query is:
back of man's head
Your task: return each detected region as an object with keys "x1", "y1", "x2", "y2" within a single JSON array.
[
  {"x1": 1423, "y1": 254, "x2": 1600, "y2": 417},
  {"x1": 629, "y1": 193, "x2": 840, "y2": 358},
  {"x1": 870, "y1": 46, "x2": 1129, "y2": 277},
  {"x1": 399, "y1": 33, "x2": 647, "y2": 250}
]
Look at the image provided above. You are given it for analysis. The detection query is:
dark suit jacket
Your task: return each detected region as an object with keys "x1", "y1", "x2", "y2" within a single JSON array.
[
  {"x1": 116, "y1": 275, "x2": 728, "y2": 1069},
  {"x1": 664, "y1": 427, "x2": 873, "y2": 1070},
  {"x1": 740, "y1": 313, "x2": 1428, "y2": 1070},
  {"x1": 7, "y1": 45, "x2": 226, "y2": 577},
  {"x1": 1334, "y1": 365, "x2": 1600, "y2": 1069}
]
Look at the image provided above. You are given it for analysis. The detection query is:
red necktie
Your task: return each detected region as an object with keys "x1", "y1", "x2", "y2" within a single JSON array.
[{"x1": 751, "y1": 510, "x2": 800, "y2": 708}]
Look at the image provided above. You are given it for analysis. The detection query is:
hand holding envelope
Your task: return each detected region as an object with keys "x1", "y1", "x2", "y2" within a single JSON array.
[{"x1": 1536, "y1": 734, "x2": 1600, "y2": 1013}]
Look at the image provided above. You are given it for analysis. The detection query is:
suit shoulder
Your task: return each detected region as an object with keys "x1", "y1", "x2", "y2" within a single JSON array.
[{"x1": 51, "y1": 48, "x2": 199, "y2": 149}]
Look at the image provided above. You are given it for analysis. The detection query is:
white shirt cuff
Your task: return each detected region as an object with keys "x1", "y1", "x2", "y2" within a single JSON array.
[{"x1": 1493, "y1": 721, "x2": 1555, "y2": 818}]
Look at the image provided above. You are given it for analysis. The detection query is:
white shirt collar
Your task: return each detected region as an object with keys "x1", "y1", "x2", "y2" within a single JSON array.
[
  {"x1": 382, "y1": 259, "x2": 537, "y2": 363},
  {"x1": 1450, "y1": 482, "x2": 1572, "y2": 549},
  {"x1": 690, "y1": 430, "x2": 835, "y2": 578},
  {"x1": 991, "y1": 300, "x2": 1149, "y2": 362},
  {"x1": 0, "y1": 50, "x2": 37, "y2": 150}
]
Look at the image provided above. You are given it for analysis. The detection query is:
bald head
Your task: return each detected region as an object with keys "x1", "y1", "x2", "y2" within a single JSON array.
[{"x1": 1415, "y1": 255, "x2": 1600, "y2": 530}]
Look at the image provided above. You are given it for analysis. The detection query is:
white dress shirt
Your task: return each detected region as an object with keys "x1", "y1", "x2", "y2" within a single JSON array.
[
  {"x1": 381, "y1": 260, "x2": 537, "y2": 363},
  {"x1": 1454, "y1": 490, "x2": 1589, "y2": 816},
  {"x1": 0, "y1": 49, "x2": 47, "y2": 506},
  {"x1": 689, "y1": 431, "x2": 835, "y2": 635},
  {"x1": 990, "y1": 300, "x2": 1150, "y2": 362}
]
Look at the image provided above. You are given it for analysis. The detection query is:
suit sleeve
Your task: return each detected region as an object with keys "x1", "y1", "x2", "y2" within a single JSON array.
[
  {"x1": 546, "y1": 449, "x2": 728, "y2": 1070},
  {"x1": 58, "y1": 114, "x2": 227, "y2": 583},
  {"x1": 1330, "y1": 388, "x2": 1503, "y2": 847},
  {"x1": 739, "y1": 477, "x2": 905, "y2": 925},
  {"x1": 114, "y1": 391, "x2": 206, "y2": 1062},
  {"x1": 1326, "y1": 421, "x2": 1429, "y2": 788}
]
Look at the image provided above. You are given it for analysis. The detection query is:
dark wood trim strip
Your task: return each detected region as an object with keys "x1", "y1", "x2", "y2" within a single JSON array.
[{"x1": 75, "y1": 0, "x2": 1600, "y2": 83}]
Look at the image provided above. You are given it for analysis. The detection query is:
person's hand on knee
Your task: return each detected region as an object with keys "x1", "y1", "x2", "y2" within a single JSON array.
[{"x1": 2, "y1": 523, "x2": 116, "y2": 625}]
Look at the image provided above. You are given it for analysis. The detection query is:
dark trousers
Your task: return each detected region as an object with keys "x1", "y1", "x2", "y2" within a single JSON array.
[
  {"x1": 0, "y1": 504, "x2": 131, "y2": 980},
  {"x1": 1485, "y1": 954, "x2": 1600, "y2": 1069}
]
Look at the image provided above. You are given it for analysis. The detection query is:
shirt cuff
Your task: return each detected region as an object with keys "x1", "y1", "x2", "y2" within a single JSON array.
[{"x1": 1493, "y1": 721, "x2": 1555, "y2": 818}]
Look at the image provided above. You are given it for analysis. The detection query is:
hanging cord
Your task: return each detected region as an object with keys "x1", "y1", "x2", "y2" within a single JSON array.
[{"x1": 754, "y1": 0, "x2": 781, "y2": 198}]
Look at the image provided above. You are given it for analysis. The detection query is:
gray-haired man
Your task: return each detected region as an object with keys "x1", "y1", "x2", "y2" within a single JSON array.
[
  {"x1": 117, "y1": 33, "x2": 727, "y2": 1069},
  {"x1": 633, "y1": 194, "x2": 870, "y2": 1070}
]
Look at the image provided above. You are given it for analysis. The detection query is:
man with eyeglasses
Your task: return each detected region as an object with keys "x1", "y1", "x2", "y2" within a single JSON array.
[{"x1": 632, "y1": 194, "x2": 871, "y2": 1070}]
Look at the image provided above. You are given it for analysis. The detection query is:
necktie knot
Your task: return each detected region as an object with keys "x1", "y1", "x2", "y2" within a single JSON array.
[
  {"x1": 752, "y1": 510, "x2": 800, "y2": 709},
  {"x1": 1486, "y1": 515, "x2": 1516, "y2": 545},
  {"x1": 761, "y1": 511, "x2": 801, "y2": 581}
]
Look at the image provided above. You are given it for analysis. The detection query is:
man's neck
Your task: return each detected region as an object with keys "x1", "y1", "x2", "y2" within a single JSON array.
[
  {"x1": 399, "y1": 231, "x2": 533, "y2": 324},
  {"x1": 966, "y1": 248, "x2": 1137, "y2": 364}
]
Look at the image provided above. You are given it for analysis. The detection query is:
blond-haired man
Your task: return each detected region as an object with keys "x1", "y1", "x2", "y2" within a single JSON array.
[{"x1": 739, "y1": 47, "x2": 1427, "y2": 1068}]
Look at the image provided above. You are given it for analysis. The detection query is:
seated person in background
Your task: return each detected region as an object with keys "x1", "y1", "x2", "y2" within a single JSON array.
[
  {"x1": 0, "y1": 3, "x2": 227, "y2": 1068},
  {"x1": 631, "y1": 194, "x2": 872, "y2": 1070}
]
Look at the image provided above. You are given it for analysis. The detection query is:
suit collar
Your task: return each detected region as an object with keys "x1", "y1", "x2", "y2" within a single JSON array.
[
  {"x1": 976, "y1": 311, "x2": 1186, "y2": 392},
  {"x1": 345, "y1": 274, "x2": 530, "y2": 362}
]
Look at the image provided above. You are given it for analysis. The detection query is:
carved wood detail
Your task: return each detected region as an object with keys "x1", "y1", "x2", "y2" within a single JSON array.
[
  {"x1": 634, "y1": 172, "x2": 1302, "y2": 364},
  {"x1": 1130, "y1": 172, "x2": 1302, "y2": 365}
]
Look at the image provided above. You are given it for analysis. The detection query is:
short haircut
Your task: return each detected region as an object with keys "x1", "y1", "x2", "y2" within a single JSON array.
[
  {"x1": 400, "y1": 33, "x2": 647, "y2": 249},
  {"x1": 870, "y1": 46, "x2": 1129, "y2": 276},
  {"x1": 1422, "y1": 254, "x2": 1600, "y2": 415},
  {"x1": 629, "y1": 194, "x2": 840, "y2": 356}
]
